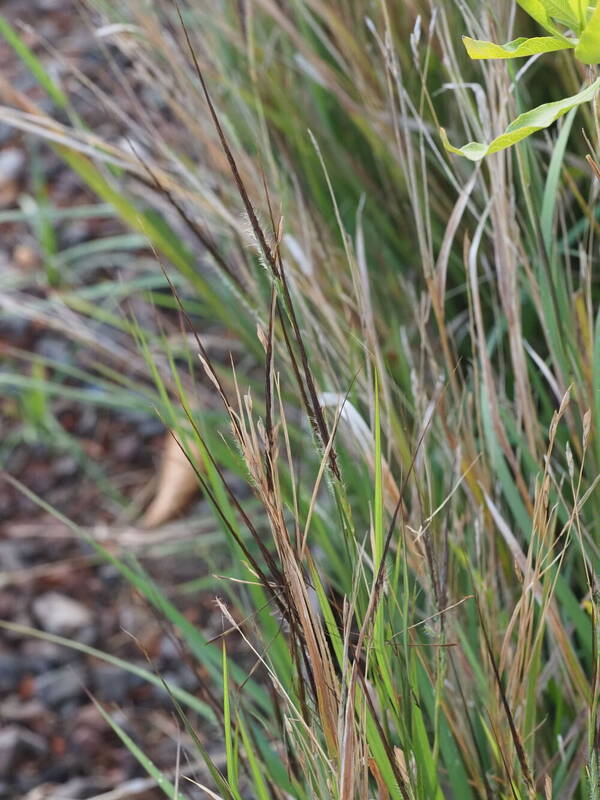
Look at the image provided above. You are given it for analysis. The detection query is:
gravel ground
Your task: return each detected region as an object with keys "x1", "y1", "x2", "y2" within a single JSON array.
[{"x1": 0, "y1": 3, "x2": 227, "y2": 797}]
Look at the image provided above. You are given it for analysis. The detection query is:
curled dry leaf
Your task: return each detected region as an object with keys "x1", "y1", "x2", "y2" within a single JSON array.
[{"x1": 141, "y1": 431, "x2": 203, "y2": 529}]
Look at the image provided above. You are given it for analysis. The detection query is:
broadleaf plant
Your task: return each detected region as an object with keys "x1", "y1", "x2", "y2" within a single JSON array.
[{"x1": 442, "y1": 0, "x2": 600, "y2": 159}]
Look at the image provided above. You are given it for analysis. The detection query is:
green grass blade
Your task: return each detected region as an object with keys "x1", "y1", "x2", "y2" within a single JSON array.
[{"x1": 90, "y1": 696, "x2": 183, "y2": 799}]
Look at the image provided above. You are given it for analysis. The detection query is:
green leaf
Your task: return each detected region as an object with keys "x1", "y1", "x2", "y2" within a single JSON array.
[
  {"x1": 237, "y1": 714, "x2": 271, "y2": 800},
  {"x1": 517, "y1": 0, "x2": 565, "y2": 36},
  {"x1": 540, "y1": 106, "x2": 577, "y2": 252},
  {"x1": 575, "y1": 0, "x2": 600, "y2": 62},
  {"x1": 542, "y1": 0, "x2": 580, "y2": 28},
  {"x1": 574, "y1": 0, "x2": 589, "y2": 29},
  {"x1": 441, "y1": 76, "x2": 600, "y2": 161},
  {"x1": 91, "y1": 697, "x2": 183, "y2": 799},
  {"x1": 0, "y1": 16, "x2": 69, "y2": 109},
  {"x1": 462, "y1": 35, "x2": 575, "y2": 59}
]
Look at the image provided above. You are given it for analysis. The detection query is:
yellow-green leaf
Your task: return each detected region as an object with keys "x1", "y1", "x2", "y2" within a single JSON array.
[
  {"x1": 463, "y1": 34, "x2": 576, "y2": 59},
  {"x1": 517, "y1": 0, "x2": 565, "y2": 36},
  {"x1": 542, "y1": 0, "x2": 580, "y2": 28},
  {"x1": 441, "y1": 76, "x2": 600, "y2": 161},
  {"x1": 575, "y1": 0, "x2": 600, "y2": 62},
  {"x1": 573, "y1": 0, "x2": 588, "y2": 29}
]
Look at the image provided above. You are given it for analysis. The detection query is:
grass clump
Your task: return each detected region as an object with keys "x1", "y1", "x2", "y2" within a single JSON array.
[{"x1": 1, "y1": 0, "x2": 599, "y2": 798}]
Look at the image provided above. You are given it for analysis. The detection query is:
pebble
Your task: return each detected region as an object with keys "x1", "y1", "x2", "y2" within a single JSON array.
[
  {"x1": 0, "y1": 655, "x2": 22, "y2": 692},
  {"x1": 0, "y1": 698, "x2": 46, "y2": 723},
  {"x1": 22, "y1": 777, "x2": 110, "y2": 798},
  {"x1": 60, "y1": 220, "x2": 90, "y2": 247},
  {"x1": 0, "y1": 124, "x2": 12, "y2": 147},
  {"x1": 32, "y1": 592, "x2": 92, "y2": 635},
  {"x1": 34, "y1": 665, "x2": 85, "y2": 707},
  {"x1": 34, "y1": 337, "x2": 72, "y2": 366},
  {"x1": 0, "y1": 147, "x2": 25, "y2": 186},
  {"x1": 91, "y1": 664, "x2": 143, "y2": 704},
  {"x1": 22, "y1": 639, "x2": 69, "y2": 672},
  {"x1": 0, "y1": 725, "x2": 46, "y2": 778},
  {"x1": 13, "y1": 243, "x2": 40, "y2": 272},
  {"x1": 0, "y1": 541, "x2": 27, "y2": 572}
]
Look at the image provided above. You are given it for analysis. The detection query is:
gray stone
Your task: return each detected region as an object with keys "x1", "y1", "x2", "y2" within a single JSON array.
[
  {"x1": 0, "y1": 148, "x2": 24, "y2": 186},
  {"x1": 0, "y1": 654, "x2": 22, "y2": 691},
  {"x1": 0, "y1": 698, "x2": 45, "y2": 723},
  {"x1": 34, "y1": 665, "x2": 85, "y2": 707},
  {"x1": 91, "y1": 664, "x2": 142, "y2": 704},
  {"x1": 22, "y1": 639, "x2": 68, "y2": 671},
  {"x1": 0, "y1": 725, "x2": 46, "y2": 778},
  {"x1": 32, "y1": 592, "x2": 92, "y2": 635}
]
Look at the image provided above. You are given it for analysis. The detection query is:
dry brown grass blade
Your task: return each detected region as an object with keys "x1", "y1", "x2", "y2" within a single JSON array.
[
  {"x1": 476, "y1": 598, "x2": 536, "y2": 799},
  {"x1": 235, "y1": 386, "x2": 342, "y2": 756},
  {"x1": 368, "y1": 756, "x2": 391, "y2": 800},
  {"x1": 484, "y1": 491, "x2": 591, "y2": 703},
  {"x1": 466, "y1": 213, "x2": 534, "y2": 516}
]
